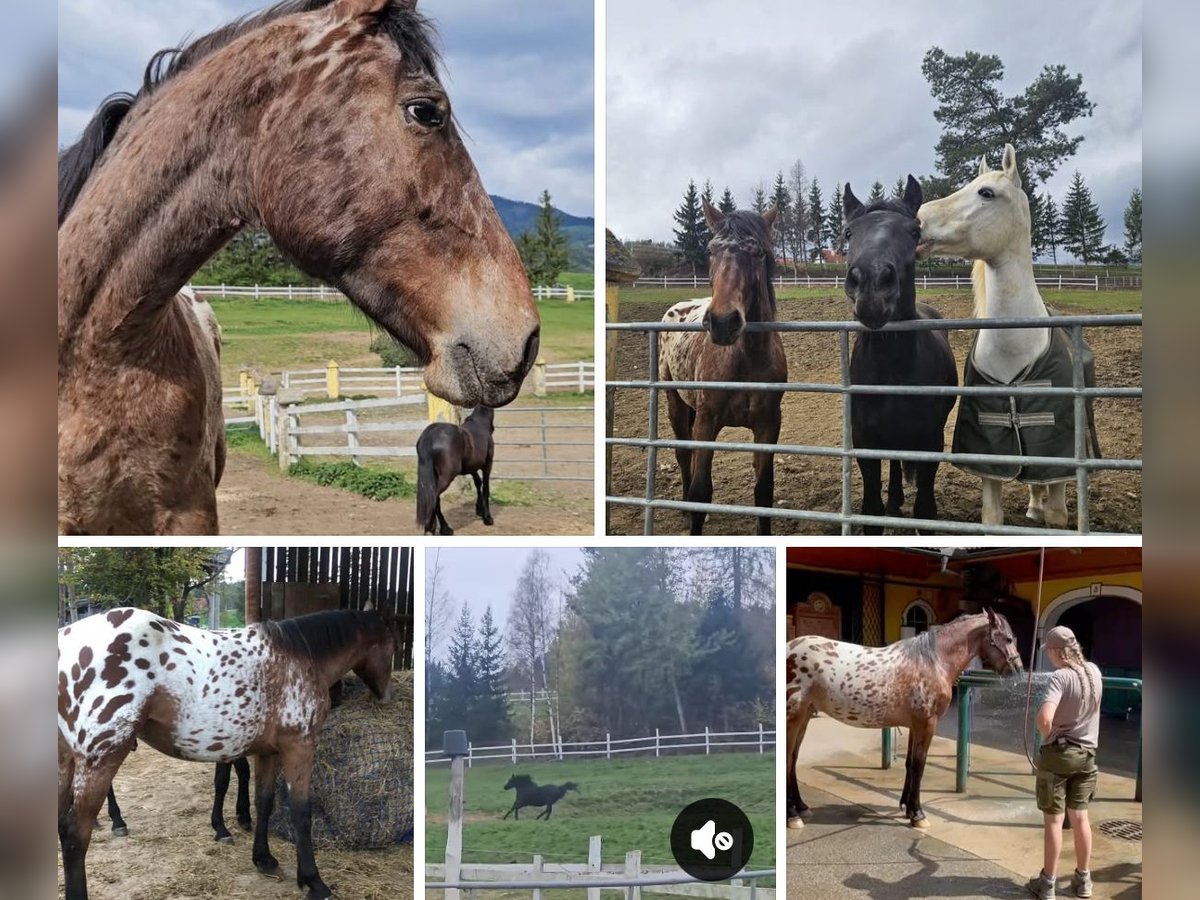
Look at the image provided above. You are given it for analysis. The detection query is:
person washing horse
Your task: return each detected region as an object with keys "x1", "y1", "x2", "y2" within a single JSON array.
[{"x1": 1027, "y1": 625, "x2": 1103, "y2": 900}]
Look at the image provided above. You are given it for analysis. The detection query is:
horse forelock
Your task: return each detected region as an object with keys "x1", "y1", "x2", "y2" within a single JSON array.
[
  {"x1": 57, "y1": 0, "x2": 441, "y2": 225},
  {"x1": 708, "y1": 210, "x2": 777, "y2": 318}
]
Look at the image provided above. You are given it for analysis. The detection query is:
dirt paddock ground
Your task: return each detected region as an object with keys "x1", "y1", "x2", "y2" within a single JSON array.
[
  {"x1": 609, "y1": 293, "x2": 1141, "y2": 535},
  {"x1": 57, "y1": 748, "x2": 414, "y2": 900}
]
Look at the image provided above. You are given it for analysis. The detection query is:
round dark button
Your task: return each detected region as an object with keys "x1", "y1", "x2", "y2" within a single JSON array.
[{"x1": 669, "y1": 798, "x2": 754, "y2": 882}]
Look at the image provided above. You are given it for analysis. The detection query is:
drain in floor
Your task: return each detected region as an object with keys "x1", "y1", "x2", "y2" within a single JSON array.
[{"x1": 1098, "y1": 819, "x2": 1142, "y2": 841}]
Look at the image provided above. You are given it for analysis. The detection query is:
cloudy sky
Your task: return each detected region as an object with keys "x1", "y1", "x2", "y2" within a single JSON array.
[
  {"x1": 426, "y1": 547, "x2": 585, "y2": 660},
  {"x1": 607, "y1": 0, "x2": 1141, "y2": 250},
  {"x1": 57, "y1": 0, "x2": 594, "y2": 216}
]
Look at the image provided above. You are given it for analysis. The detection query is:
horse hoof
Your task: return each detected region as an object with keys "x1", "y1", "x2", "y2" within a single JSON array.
[
  {"x1": 256, "y1": 861, "x2": 281, "y2": 878},
  {"x1": 217, "y1": 835, "x2": 234, "y2": 845},
  {"x1": 483, "y1": 516, "x2": 494, "y2": 526},
  {"x1": 786, "y1": 817, "x2": 805, "y2": 830},
  {"x1": 111, "y1": 826, "x2": 129, "y2": 837},
  {"x1": 1025, "y1": 507, "x2": 1044, "y2": 523},
  {"x1": 910, "y1": 817, "x2": 931, "y2": 830},
  {"x1": 238, "y1": 821, "x2": 253, "y2": 832}
]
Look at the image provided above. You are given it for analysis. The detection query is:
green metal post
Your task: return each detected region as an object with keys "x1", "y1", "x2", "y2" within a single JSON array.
[
  {"x1": 881, "y1": 727, "x2": 893, "y2": 769},
  {"x1": 956, "y1": 684, "x2": 971, "y2": 792}
]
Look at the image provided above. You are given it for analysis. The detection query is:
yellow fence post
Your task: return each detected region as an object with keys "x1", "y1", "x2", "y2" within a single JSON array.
[
  {"x1": 425, "y1": 385, "x2": 462, "y2": 425},
  {"x1": 326, "y1": 360, "x2": 339, "y2": 399},
  {"x1": 533, "y1": 356, "x2": 547, "y2": 397},
  {"x1": 565, "y1": 285, "x2": 576, "y2": 303}
]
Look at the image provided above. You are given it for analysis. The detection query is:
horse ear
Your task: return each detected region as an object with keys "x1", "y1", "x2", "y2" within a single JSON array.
[
  {"x1": 334, "y1": 0, "x2": 394, "y2": 20},
  {"x1": 902, "y1": 175, "x2": 923, "y2": 215},
  {"x1": 1001, "y1": 144, "x2": 1021, "y2": 187},
  {"x1": 702, "y1": 198, "x2": 725, "y2": 232},
  {"x1": 762, "y1": 203, "x2": 780, "y2": 231},
  {"x1": 842, "y1": 183, "x2": 864, "y2": 221},
  {"x1": 977, "y1": 155, "x2": 991, "y2": 177},
  {"x1": 985, "y1": 606, "x2": 998, "y2": 628}
]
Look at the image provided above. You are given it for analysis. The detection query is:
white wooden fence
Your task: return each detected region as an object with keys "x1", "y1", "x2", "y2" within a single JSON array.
[
  {"x1": 630, "y1": 274, "x2": 1139, "y2": 291},
  {"x1": 424, "y1": 726, "x2": 775, "y2": 766},
  {"x1": 426, "y1": 836, "x2": 774, "y2": 900},
  {"x1": 191, "y1": 283, "x2": 595, "y2": 301}
]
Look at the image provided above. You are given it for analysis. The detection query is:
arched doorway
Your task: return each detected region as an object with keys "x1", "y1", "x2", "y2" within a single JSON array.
[{"x1": 899, "y1": 599, "x2": 934, "y2": 639}]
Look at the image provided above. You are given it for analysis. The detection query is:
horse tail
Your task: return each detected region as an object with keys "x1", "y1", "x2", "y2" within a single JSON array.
[{"x1": 416, "y1": 451, "x2": 437, "y2": 529}]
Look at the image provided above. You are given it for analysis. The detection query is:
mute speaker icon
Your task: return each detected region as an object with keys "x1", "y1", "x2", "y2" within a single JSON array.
[{"x1": 690, "y1": 819, "x2": 733, "y2": 860}]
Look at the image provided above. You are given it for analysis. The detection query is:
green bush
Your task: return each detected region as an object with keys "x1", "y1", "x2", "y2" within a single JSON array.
[
  {"x1": 287, "y1": 459, "x2": 417, "y2": 501},
  {"x1": 369, "y1": 333, "x2": 421, "y2": 368}
]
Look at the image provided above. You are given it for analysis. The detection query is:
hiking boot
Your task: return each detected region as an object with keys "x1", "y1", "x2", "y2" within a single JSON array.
[
  {"x1": 1071, "y1": 869, "x2": 1093, "y2": 898},
  {"x1": 1027, "y1": 871, "x2": 1056, "y2": 899}
]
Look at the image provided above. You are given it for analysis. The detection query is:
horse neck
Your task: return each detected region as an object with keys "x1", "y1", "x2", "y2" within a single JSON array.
[
  {"x1": 972, "y1": 239, "x2": 1051, "y2": 381},
  {"x1": 932, "y1": 615, "x2": 987, "y2": 681},
  {"x1": 59, "y1": 53, "x2": 271, "y2": 369}
]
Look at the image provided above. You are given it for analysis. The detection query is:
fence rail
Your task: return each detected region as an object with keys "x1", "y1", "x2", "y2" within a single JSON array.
[
  {"x1": 607, "y1": 314, "x2": 1142, "y2": 536},
  {"x1": 629, "y1": 274, "x2": 1141, "y2": 292},
  {"x1": 191, "y1": 283, "x2": 595, "y2": 301},
  {"x1": 424, "y1": 725, "x2": 775, "y2": 766}
]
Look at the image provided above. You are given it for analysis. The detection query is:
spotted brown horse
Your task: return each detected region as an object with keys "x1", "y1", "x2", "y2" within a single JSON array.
[
  {"x1": 58, "y1": 606, "x2": 398, "y2": 900},
  {"x1": 785, "y1": 609, "x2": 1023, "y2": 830}
]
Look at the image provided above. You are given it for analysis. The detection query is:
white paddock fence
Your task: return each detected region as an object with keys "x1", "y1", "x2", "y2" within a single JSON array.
[
  {"x1": 424, "y1": 726, "x2": 775, "y2": 767},
  {"x1": 630, "y1": 274, "x2": 1141, "y2": 292},
  {"x1": 426, "y1": 835, "x2": 774, "y2": 900},
  {"x1": 191, "y1": 283, "x2": 595, "y2": 301},
  {"x1": 234, "y1": 394, "x2": 593, "y2": 484}
]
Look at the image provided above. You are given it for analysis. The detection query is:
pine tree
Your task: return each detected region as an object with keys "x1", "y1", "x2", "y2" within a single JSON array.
[
  {"x1": 673, "y1": 180, "x2": 708, "y2": 272},
  {"x1": 516, "y1": 190, "x2": 570, "y2": 287},
  {"x1": 787, "y1": 160, "x2": 809, "y2": 266},
  {"x1": 770, "y1": 171, "x2": 791, "y2": 260},
  {"x1": 472, "y1": 606, "x2": 511, "y2": 744},
  {"x1": 1042, "y1": 194, "x2": 1061, "y2": 265},
  {"x1": 1123, "y1": 188, "x2": 1142, "y2": 265},
  {"x1": 826, "y1": 182, "x2": 845, "y2": 253},
  {"x1": 718, "y1": 186, "x2": 737, "y2": 214},
  {"x1": 750, "y1": 183, "x2": 768, "y2": 215},
  {"x1": 891, "y1": 177, "x2": 907, "y2": 200},
  {"x1": 806, "y1": 179, "x2": 826, "y2": 254},
  {"x1": 441, "y1": 605, "x2": 478, "y2": 732},
  {"x1": 867, "y1": 181, "x2": 886, "y2": 204},
  {"x1": 1028, "y1": 191, "x2": 1047, "y2": 260},
  {"x1": 1059, "y1": 171, "x2": 1106, "y2": 264}
]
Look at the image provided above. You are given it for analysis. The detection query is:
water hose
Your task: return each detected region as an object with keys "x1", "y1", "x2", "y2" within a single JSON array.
[{"x1": 1021, "y1": 547, "x2": 1047, "y2": 769}]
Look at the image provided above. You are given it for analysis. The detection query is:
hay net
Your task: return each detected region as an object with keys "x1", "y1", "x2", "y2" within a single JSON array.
[{"x1": 270, "y1": 670, "x2": 414, "y2": 850}]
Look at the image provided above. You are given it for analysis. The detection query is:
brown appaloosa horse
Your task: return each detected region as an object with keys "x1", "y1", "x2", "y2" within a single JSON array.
[
  {"x1": 58, "y1": 607, "x2": 397, "y2": 900},
  {"x1": 785, "y1": 609, "x2": 1023, "y2": 830},
  {"x1": 58, "y1": 0, "x2": 540, "y2": 535},
  {"x1": 415, "y1": 405, "x2": 495, "y2": 535},
  {"x1": 660, "y1": 202, "x2": 787, "y2": 535}
]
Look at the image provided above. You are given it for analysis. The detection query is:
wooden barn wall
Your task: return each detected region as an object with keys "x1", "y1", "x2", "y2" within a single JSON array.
[{"x1": 255, "y1": 546, "x2": 415, "y2": 670}]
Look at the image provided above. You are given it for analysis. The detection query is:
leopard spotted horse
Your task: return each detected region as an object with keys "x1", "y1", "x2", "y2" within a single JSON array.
[
  {"x1": 58, "y1": 607, "x2": 397, "y2": 900},
  {"x1": 785, "y1": 609, "x2": 1023, "y2": 830}
]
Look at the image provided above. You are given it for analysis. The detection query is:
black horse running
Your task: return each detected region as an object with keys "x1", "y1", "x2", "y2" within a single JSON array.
[
  {"x1": 416, "y1": 406, "x2": 496, "y2": 535},
  {"x1": 502, "y1": 774, "x2": 579, "y2": 821}
]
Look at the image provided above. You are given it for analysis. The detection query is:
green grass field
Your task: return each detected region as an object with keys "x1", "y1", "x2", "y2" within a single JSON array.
[
  {"x1": 424, "y1": 753, "x2": 775, "y2": 877},
  {"x1": 617, "y1": 285, "x2": 1143, "y2": 312},
  {"x1": 209, "y1": 278, "x2": 595, "y2": 383}
]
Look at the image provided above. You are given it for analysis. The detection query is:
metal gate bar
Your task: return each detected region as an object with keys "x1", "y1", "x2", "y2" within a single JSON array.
[{"x1": 607, "y1": 313, "x2": 1141, "y2": 535}]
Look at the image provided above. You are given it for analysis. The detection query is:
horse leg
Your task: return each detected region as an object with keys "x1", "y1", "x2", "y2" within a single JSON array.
[
  {"x1": 544, "y1": 803, "x2": 554, "y2": 821},
  {"x1": 858, "y1": 458, "x2": 885, "y2": 535},
  {"x1": 212, "y1": 762, "x2": 235, "y2": 842},
  {"x1": 900, "y1": 729, "x2": 915, "y2": 813},
  {"x1": 751, "y1": 405, "x2": 781, "y2": 536},
  {"x1": 471, "y1": 471, "x2": 485, "y2": 520},
  {"x1": 1044, "y1": 482, "x2": 1069, "y2": 529},
  {"x1": 61, "y1": 741, "x2": 133, "y2": 900},
  {"x1": 106, "y1": 786, "x2": 128, "y2": 836},
  {"x1": 481, "y1": 455, "x2": 495, "y2": 526},
  {"x1": 906, "y1": 718, "x2": 938, "y2": 829},
  {"x1": 885, "y1": 459, "x2": 905, "y2": 518},
  {"x1": 251, "y1": 753, "x2": 282, "y2": 877},
  {"x1": 912, "y1": 462, "x2": 940, "y2": 532},
  {"x1": 234, "y1": 757, "x2": 252, "y2": 831},
  {"x1": 434, "y1": 496, "x2": 453, "y2": 536},
  {"x1": 786, "y1": 704, "x2": 813, "y2": 828},
  {"x1": 502, "y1": 801, "x2": 517, "y2": 820},
  {"x1": 1025, "y1": 483, "x2": 1046, "y2": 523},
  {"x1": 687, "y1": 413, "x2": 719, "y2": 535},
  {"x1": 981, "y1": 477, "x2": 1004, "y2": 526},
  {"x1": 666, "y1": 390, "x2": 694, "y2": 522},
  {"x1": 281, "y1": 743, "x2": 331, "y2": 900}
]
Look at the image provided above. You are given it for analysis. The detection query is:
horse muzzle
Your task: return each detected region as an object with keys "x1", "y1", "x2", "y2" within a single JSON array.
[
  {"x1": 703, "y1": 308, "x2": 744, "y2": 345},
  {"x1": 425, "y1": 325, "x2": 540, "y2": 407}
]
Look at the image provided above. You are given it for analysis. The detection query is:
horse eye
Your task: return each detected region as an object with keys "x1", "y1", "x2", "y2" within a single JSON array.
[
  {"x1": 405, "y1": 101, "x2": 444, "y2": 128},
  {"x1": 978, "y1": 187, "x2": 995, "y2": 199},
  {"x1": 844, "y1": 229, "x2": 852, "y2": 240}
]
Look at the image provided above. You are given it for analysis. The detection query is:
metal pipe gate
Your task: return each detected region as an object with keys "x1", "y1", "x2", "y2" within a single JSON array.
[{"x1": 606, "y1": 314, "x2": 1142, "y2": 535}]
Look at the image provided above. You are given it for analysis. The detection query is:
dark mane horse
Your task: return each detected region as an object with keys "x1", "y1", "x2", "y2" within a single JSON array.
[
  {"x1": 58, "y1": 607, "x2": 397, "y2": 900},
  {"x1": 842, "y1": 177, "x2": 958, "y2": 533},
  {"x1": 660, "y1": 202, "x2": 787, "y2": 534},
  {"x1": 502, "y1": 774, "x2": 579, "y2": 821},
  {"x1": 415, "y1": 405, "x2": 495, "y2": 535},
  {"x1": 58, "y1": 0, "x2": 539, "y2": 534}
]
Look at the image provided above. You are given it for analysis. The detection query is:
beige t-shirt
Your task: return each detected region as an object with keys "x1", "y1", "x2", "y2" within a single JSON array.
[{"x1": 1043, "y1": 661, "x2": 1103, "y2": 748}]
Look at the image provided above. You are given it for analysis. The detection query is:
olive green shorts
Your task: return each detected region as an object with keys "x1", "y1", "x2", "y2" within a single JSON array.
[{"x1": 1036, "y1": 743, "x2": 1098, "y2": 814}]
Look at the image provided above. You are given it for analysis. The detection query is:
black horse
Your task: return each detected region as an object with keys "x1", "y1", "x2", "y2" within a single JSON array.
[
  {"x1": 104, "y1": 757, "x2": 251, "y2": 842},
  {"x1": 502, "y1": 774, "x2": 579, "y2": 821},
  {"x1": 416, "y1": 406, "x2": 495, "y2": 535},
  {"x1": 842, "y1": 176, "x2": 957, "y2": 534}
]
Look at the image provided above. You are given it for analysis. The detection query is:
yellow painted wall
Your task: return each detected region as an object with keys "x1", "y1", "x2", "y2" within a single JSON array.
[
  {"x1": 883, "y1": 583, "x2": 957, "y2": 644},
  {"x1": 1012, "y1": 571, "x2": 1143, "y2": 615}
]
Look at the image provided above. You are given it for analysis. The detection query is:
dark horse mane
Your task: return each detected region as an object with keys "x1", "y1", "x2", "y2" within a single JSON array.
[
  {"x1": 58, "y1": 0, "x2": 441, "y2": 225},
  {"x1": 707, "y1": 209, "x2": 778, "y2": 318},
  {"x1": 261, "y1": 608, "x2": 390, "y2": 661},
  {"x1": 854, "y1": 197, "x2": 917, "y2": 221}
]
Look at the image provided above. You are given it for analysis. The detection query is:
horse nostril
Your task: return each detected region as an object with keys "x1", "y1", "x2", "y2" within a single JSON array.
[
  {"x1": 846, "y1": 267, "x2": 861, "y2": 290},
  {"x1": 702, "y1": 310, "x2": 712, "y2": 329},
  {"x1": 878, "y1": 264, "x2": 896, "y2": 286},
  {"x1": 521, "y1": 327, "x2": 540, "y2": 374}
]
